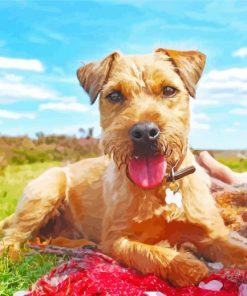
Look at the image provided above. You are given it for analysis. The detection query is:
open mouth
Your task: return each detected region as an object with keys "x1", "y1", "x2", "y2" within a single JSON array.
[{"x1": 128, "y1": 155, "x2": 167, "y2": 189}]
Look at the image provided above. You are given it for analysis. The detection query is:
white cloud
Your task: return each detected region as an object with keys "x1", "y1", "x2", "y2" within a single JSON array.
[
  {"x1": 193, "y1": 113, "x2": 210, "y2": 120},
  {"x1": 191, "y1": 120, "x2": 210, "y2": 130},
  {"x1": 190, "y1": 100, "x2": 210, "y2": 131},
  {"x1": 0, "y1": 80, "x2": 57, "y2": 101},
  {"x1": 194, "y1": 99, "x2": 219, "y2": 106},
  {"x1": 0, "y1": 73, "x2": 78, "y2": 103},
  {"x1": 224, "y1": 127, "x2": 237, "y2": 133},
  {"x1": 197, "y1": 67, "x2": 247, "y2": 105},
  {"x1": 54, "y1": 96, "x2": 79, "y2": 103},
  {"x1": 0, "y1": 57, "x2": 44, "y2": 72},
  {"x1": 3, "y1": 74, "x2": 24, "y2": 82},
  {"x1": 190, "y1": 108, "x2": 211, "y2": 130},
  {"x1": 39, "y1": 102, "x2": 89, "y2": 112},
  {"x1": 43, "y1": 74, "x2": 77, "y2": 85},
  {"x1": 232, "y1": 47, "x2": 247, "y2": 58},
  {"x1": 0, "y1": 109, "x2": 35, "y2": 120},
  {"x1": 203, "y1": 68, "x2": 247, "y2": 82},
  {"x1": 230, "y1": 108, "x2": 247, "y2": 115}
]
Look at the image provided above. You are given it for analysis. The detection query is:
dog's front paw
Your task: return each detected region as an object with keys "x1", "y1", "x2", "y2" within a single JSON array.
[
  {"x1": 228, "y1": 244, "x2": 247, "y2": 269},
  {"x1": 168, "y1": 252, "x2": 209, "y2": 287},
  {"x1": 215, "y1": 238, "x2": 247, "y2": 268}
]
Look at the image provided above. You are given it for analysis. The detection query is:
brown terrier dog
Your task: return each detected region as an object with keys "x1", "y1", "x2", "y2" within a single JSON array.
[{"x1": 1, "y1": 49, "x2": 247, "y2": 287}]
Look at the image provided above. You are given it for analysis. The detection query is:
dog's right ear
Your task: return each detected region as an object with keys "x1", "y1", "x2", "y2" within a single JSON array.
[{"x1": 77, "y1": 52, "x2": 120, "y2": 104}]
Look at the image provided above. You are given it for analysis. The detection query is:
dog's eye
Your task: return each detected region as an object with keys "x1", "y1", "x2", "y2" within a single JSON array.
[
  {"x1": 162, "y1": 86, "x2": 177, "y2": 98},
  {"x1": 106, "y1": 91, "x2": 124, "y2": 103}
]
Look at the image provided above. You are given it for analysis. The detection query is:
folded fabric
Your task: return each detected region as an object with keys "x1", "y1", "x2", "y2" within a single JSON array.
[
  {"x1": 211, "y1": 181, "x2": 247, "y2": 237},
  {"x1": 24, "y1": 249, "x2": 246, "y2": 296}
]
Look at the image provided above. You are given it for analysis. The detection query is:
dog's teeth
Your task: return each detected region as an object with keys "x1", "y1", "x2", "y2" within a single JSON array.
[{"x1": 133, "y1": 155, "x2": 140, "y2": 159}]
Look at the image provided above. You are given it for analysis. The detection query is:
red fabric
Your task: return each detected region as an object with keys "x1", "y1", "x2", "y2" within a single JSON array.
[{"x1": 27, "y1": 250, "x2": 247, "y2": 296}]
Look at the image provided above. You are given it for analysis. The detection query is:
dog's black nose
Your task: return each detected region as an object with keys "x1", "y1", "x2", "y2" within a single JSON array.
[{"x1": 129, "y1": 122, "x2": 160, "y2": 143}]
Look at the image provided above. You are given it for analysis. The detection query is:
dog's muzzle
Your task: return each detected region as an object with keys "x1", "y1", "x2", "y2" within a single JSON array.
[
  {"x1": 127, "y1": 121, "x2": 166, "y2": 189},
  {"x1": 129, "y1": 121, "x2": 160, "y2": 156},
  {"x1": 127, "y1": 121, "x2": 195, "y2": 189}
]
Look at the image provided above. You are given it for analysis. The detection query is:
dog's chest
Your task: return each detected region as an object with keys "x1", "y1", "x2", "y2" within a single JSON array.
[
  {"x1": 129, "y1": 215, "x2": 194, "y2": 246},
  {"x1": 125, "y1": 189, "x2": 187, "y2": 244},
  {"x1": 128, "y1": 216, "x2": 166, "y2": 244}
]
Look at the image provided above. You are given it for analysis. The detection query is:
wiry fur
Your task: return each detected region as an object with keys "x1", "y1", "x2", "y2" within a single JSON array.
[{"x1": 1, "y1": 49, "x2": 247, "y2": 287}]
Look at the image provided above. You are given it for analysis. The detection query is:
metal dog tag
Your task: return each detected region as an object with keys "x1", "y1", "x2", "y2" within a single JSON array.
[{"x1": 165, "y1": 183, "x2": 182, "y2": 208}]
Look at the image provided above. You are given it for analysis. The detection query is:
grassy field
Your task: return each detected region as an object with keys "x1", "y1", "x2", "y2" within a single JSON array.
[
  {"x1": 0, "y1": 158, "x2": 246, "y2": 295},
  {"x1": 216, "y1": 157, "x2": 247, "y2": 172},
  {"x1": 0, "y1": 162, "x2": 60, "y2": 220},
  {"x1": 0, "y1": 162, "x2": 62, "y2": 296},
  {"x1": 0, "y1": 253, "x2": 63, "y2": 296}
]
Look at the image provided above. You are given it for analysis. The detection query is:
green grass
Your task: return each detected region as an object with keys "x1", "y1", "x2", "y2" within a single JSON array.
[
  {"x1": 0, "y1": 162, "x2": 60, "y2": 220},
  {"x1": 0, "y1": 162, "x2": 61, "y2": 296},
  {"x1": 0, "y1": 253, "x2": 63, "y2": 296},
  {"x1": 215, "y1": 158, "x2": 247, "y2": 173}
]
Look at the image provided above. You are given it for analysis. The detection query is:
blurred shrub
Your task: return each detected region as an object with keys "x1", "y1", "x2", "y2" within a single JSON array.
[{"x1": 0, "y1": 135, "x2": 101, "y2": 166}]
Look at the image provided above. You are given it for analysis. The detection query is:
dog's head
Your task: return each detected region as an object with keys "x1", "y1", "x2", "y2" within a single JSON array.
[{"x1": 77, "y1": 49, "x2": 205, "y2": 189}]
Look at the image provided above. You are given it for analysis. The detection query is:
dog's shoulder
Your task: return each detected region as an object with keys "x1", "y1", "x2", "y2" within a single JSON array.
[{"x1": 63, "y1": 155, "x2": 110, "y2": 186}]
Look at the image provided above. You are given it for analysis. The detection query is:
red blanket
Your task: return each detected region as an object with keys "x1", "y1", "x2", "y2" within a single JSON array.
[{"x1": 26, "y1": 249, "x2": 247, "y2": 296}]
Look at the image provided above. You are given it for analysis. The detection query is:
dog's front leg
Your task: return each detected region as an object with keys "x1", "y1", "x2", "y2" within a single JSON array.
[
  {"x1": 181, "y1": 156, "x2": 247, "y2": 268},
  {"x1": 109, "y1": 236, "x2": 208, "y2": 287},
  {"x1": 197, "y1": 235, "x2": 247, "y2": 268}
]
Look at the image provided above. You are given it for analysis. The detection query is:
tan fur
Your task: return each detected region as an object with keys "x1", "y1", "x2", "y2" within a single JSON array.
[{"x1": 1, "y1": 49, "x2": 247, "y2": 287}]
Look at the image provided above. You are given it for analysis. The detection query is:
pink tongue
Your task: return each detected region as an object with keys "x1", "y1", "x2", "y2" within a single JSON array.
[{"x1": 128, "y1": 155, "x2": 167, "y2": 189}]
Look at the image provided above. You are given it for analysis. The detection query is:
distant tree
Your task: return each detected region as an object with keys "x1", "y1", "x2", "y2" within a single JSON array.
[
  {"x1": 86, "y1": 127, "x2": 94, "y2": 139},
  {"x1": 36, "y1": 131, "x2": 45, "y2": 139},
  {"x1": 78, "y1": 128, "x2": 86, "y2": 138}
]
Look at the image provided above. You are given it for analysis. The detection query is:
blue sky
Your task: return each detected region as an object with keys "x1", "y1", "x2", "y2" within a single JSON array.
[{"x1": 0, "y1": 0, "x2": 247, "y2": 149}]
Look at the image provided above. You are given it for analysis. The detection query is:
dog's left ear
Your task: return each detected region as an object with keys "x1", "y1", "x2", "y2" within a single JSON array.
[
  {"x1": 155, "y1": 48, "x2": 206, "y2": 98},
  {"x1": 77, "y1": 52, "x2": 120, "y2": 104}
]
